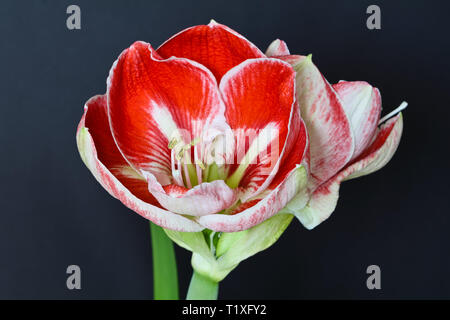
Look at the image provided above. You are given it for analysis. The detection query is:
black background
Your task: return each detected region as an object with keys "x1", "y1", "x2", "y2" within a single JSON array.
[{"x1": 0, "y1": 0, "x2": 449, "y2": 299}]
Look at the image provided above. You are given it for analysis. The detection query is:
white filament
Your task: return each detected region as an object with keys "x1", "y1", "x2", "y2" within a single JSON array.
[{"x1": 379, "y1": 101, "x2": 408, "y2": 125}]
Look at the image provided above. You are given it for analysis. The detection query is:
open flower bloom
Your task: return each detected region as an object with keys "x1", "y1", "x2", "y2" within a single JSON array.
[
  {"x1": 76, "y1": 21, "x2": 309, "y2": 233},
  {"x1": 77, "y1": 21, "x2": 405, "y2": 236}
]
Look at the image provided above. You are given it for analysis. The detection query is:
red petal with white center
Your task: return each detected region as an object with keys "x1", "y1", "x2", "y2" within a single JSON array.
[
  {"x1": 294, "y1": 114, "x2": 403, "y2": 229},
  {"x1": 221, "y1": 110, "x2": 308, "y2": 218},
  {"x1": 198, "y1": 164, "x2": 308, "y2": 232},
  {"x1": 220, "y1": 58, "x2": 297, "y2": 201},
  {"x1": 265, "y1": 39, "x2": 290, "y2": 57},
  {"x1": 157, "y1": 21, "x2": 265, "y2": 81},
  {"x1": 279, "y1": 55, "x2": 354, "y2": 189},
  {"x1": 268, "y1": 107, "x2": 309, "y2": 188},
  {"x1": 142, "y1": 171, "x2": 237, "y2": 216},
  {"x1": 107, "y1": 41, "x2": 229, "y2": 184},
  {"x1": 218, "y1": 110, "x2": 308, "y2": 230},
  {"x1": 333, "y1": 81, "x2": 382, "y2": 161},
  {"x1": 81, "y1": 95, "x2": 157, "y2": 203},
  {"x1": 76, "y1": 95, "x2": 204, "y2": 232}
]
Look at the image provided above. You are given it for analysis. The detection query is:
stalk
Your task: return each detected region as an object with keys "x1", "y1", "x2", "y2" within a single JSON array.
[
  {"x1": 150, "y1": 222, "x2": 179, "y2": 300},
  {"x1": 186, "y1": 271, "x2": 219, "y2": 300}
]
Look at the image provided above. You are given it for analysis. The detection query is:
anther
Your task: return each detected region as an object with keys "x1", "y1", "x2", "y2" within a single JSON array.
[
  {"x1": 176, "y1": 148, "x2": 185, "y2": 161},
  {"x1": 168, "y1": 137, "x2": 179, "y2": 149},
  {"x1": 196, "y1": 160, "x2": 206, "y2": 170}
]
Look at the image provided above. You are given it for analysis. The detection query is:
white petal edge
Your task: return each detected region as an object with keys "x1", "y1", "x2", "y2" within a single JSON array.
[{"x1": 142, "y1": 171, "x2": 238, "y2": 216}]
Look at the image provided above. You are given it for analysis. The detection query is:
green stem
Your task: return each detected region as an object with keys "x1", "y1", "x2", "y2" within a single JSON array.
[
  {"x1": 150, "y1": 222, "x2": 179, "y2": 300},
  {"x1": 186, "y1": 271, "x2": 219, "y2": 300}
]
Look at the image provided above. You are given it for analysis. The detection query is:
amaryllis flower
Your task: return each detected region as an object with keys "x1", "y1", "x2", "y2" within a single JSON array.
[
  {"x1": 77, "y1": 21, "x2": 407, "y2": 296},
  {"x1": 271, "y1": 47, "x2": 406, "y2": 229},
  {"x1": 76, "y1": 21, "x2": 309, "y2": 233}
]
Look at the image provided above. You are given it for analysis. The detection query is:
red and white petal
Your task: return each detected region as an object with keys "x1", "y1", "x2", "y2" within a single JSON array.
[
  {"x1": 265, "y1": 39, "x2": 290, "y2": 57},
  {"x1": 107, "y1": 41, "x2": 228, "y2": 184},
  {"x1": 268, "y1": 108, "x2": 309, "y2": 188},
  {"x1": 279, "y1": 55, "x2": 354, "y2": 189},
  {"x1": 76, "y1": 97, "x2": 204, "y2": 232},
  {"x1": 333, "y1": 81, "x2": 382, "y2": 161},
  {"x1": 198, "y1": 165, "x2": 308, "y2": 232},
  {"x1": 220, "y1": 58, "x2": 297, "y2": 201},
  {"x1": 221, "y1": 112, "x2": 308, "y2": 225},
  {"x1": 293, "y1": 114, "x2": 403, "y2": 230},
  {"x1": 157, "y1": 21, "x2": 265, "y2": 81},
  {"x1": 142, "y1": 171, "x2": 237, "y2": 216},
  {"x1": 80, "y1": 95, "x2": 159, "y2": 203},
  {"x1": 345, "y1": 113, "x2": 403, "y2": 180},
  {"x1": 241, "y1": 112, "x2": 309, "y2": 224}
]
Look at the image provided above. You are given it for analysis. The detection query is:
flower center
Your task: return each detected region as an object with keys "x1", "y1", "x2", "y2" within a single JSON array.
[{"x1": 168, "y1": 136, "x2": 228, "y2": 188}]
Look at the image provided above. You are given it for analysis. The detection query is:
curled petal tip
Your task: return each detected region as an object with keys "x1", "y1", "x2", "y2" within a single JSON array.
[
  {"x1": 297, "y1": 54, "x2": 313, "y2": 68},
  {"x1": 265, "y1": 39, "x2": 290, "y2": 56},
  {"x1": 208, "y1": 19, "x2": 219, "y2": 26}
]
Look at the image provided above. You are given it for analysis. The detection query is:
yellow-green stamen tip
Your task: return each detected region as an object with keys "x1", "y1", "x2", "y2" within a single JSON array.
[
  {"x1": 196, "y1": 160, "x2": 206, "y2": 170},
  {"x1": 191, "y1": 137, "x2": 201, "y2": 146},
  {"x1": 176, "y1": 149, "x2": 185, "y2": 161},
  {"x1": 168, "y1": 138, "x2": 179, "y2": 149}
]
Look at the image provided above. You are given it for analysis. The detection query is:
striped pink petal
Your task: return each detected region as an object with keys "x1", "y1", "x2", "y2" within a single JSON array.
[
  {"x1": 278, "y1": 55, "x2": 355, "y2": 189},
  {"x1": 333, "y1": 81, "x2": 382, "y2": 161}
]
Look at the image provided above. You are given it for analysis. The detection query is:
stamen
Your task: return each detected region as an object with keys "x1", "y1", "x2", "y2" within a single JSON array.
[
  {"x1": 191, "y1": 137, "x2": 200, "y2": 146},
  {"x1": 379, "y1": 101, "x2": 408, "y2": 125},
  {"x1": 170, "y1": 149, "x2": 176, "y2": 173},
  {"x1": 196, "y1": 160, "x2": 206, "y2": 170},
  {"x1": 194, "y1": 144, "x2": 203, "y2": 184},
  {"x1": 183, "y1": 151, "x2": 192, "y2": 189},
  {"x1": 169, "y1": 135, "x2": 218, "y2": 188},
  {"x1": 168, "y1": 137, "x2": 179, "y2": 149},
  {"x1": 177, "y1": 157, "x2": 184, "y2": 186},
  {"x1": 171, "y1": 149, "x2": 184, "y2": 186},
  {"x1": 176, "y1": 148, "x2": 185, "y2": 161}
]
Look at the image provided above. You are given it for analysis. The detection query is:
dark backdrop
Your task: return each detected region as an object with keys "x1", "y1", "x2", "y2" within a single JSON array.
[{"x1": 0, "y1": 0, "x2": 449, "y2": 299}]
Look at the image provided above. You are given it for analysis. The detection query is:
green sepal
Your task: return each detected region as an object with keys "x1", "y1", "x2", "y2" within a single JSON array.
[
  {"x1": 164, "y1": 165, "x2": 307, "y2": 282},
  {"x1": 166, "y1": 213, "x2": 294, "y2": 283}
]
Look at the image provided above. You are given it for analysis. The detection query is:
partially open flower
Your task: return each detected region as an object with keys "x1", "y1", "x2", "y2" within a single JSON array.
[{"x1": 273, "y1": 51, "x2": 406, "y2": 229}]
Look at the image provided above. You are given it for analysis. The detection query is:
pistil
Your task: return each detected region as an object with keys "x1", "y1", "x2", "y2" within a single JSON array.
[{"x1": 378, "y1": 101, "x2": 408, "y2": 124}]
